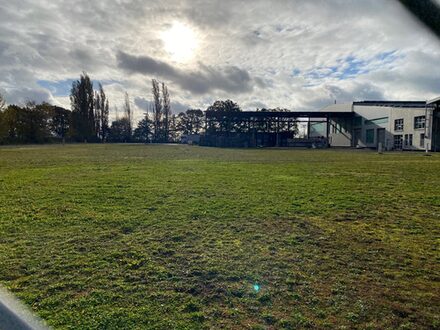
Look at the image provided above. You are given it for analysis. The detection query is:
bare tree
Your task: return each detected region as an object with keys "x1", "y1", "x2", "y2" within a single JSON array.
[
  {"x1": 99, "y1": 84, "x2": 109, "y2": 142},
  {"x1": 152, "y1": 79, "x2": 162, "y2": 142},
  {"x1": 162, "y1": 82, "x2": 171, "y2": 142},
  {"x1": 0, "y1": 92, "x2": 6, "y2": 111},
  {"x1": 94, "y1": 91, "x2": 101, "y2": 139},
  {"x1": 123, "y1": 92, "x2": 132, "y2": 136}
]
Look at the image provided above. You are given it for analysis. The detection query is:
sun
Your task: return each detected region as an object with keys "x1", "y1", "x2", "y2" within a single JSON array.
[{"x1": 161, "y1": 22, "x2": 198, "y2": 62}]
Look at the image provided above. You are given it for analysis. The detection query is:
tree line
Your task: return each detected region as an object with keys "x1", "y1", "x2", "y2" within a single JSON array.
[
  {"x1": 0, "y1": 72, "x2": 296, "y2": 145},
  {"x1": 0, "y1": 73, "x2": 207, "y2": 144}
]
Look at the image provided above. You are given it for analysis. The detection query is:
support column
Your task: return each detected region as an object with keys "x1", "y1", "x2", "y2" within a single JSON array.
[
  {"x1": 307, "y1": 117, "x2": 311, "y2": 139},
  {"x1": 326, "y1": 115, "x2": 330, "y2": 147}
]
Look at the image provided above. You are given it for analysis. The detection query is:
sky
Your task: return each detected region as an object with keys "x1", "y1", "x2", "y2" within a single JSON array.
[{"x1": 1, "y1": 0, "x2": 440, "y2": 123}]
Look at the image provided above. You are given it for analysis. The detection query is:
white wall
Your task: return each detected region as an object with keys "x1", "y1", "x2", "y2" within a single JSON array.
[
  {"x1": 351, "y1": 106, "x2": 392, "y2": 149},
  {"x1": 351, "y1": 105, "x2": 430, "y2": 151},
  {"x1": 389, "y1": 107, "x2": 430, "y2": 150}
]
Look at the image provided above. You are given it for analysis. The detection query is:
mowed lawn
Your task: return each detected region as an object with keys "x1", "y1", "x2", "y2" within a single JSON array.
[{"x1": 0, "y1": 145, "x2": 439, "y2": 329}]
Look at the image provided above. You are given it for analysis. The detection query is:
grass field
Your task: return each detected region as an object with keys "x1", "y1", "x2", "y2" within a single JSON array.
[{"x1": 0, "y1": 144, "x2": 439, "y2": 329}]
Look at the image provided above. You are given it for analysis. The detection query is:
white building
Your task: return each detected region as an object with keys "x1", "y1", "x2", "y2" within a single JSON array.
[{"x1": 323, "y1": 98, "x2": 440, "y2": 151}]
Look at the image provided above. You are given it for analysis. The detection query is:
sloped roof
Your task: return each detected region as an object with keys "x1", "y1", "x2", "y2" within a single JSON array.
[
  {"x1": 319, "y1": 103, "x2": 353, "y2": 113},
  {"x1": 427, "y1": 96, "x2": 440, "y2": 105}
]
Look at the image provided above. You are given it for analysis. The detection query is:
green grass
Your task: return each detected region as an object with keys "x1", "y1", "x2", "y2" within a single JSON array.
[{"x1": 0, "y1": 144, "x2": 439, "y2": 329}]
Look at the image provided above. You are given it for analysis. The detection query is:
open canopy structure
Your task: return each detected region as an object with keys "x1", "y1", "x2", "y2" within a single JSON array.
[
  {"x1": 202, "y1": 109, "x2": 353, "y2": 148},
  {"x1": 202, "y1": 97, "x2": 440, "y2": 151}
]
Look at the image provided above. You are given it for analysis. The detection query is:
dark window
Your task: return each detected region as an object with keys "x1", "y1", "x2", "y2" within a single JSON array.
[
  {"x1": 366, "y1": 129, "x2": 374, "y2": 144},
  {"x1": 394, "y1": 118, "x2": 404, "y2": 131},
  {"x1": 404, "y1": 134, "x2": 413, "y2": 146},
  {"x1": 394, "y1": 135, "x2": 403, "y2": 149},
  {"x1": 420, "y1": 133, "x2": 425, "y2": 148},
  {"x1": 414, "y1": 116, "x2": 425, "y2": 129}
]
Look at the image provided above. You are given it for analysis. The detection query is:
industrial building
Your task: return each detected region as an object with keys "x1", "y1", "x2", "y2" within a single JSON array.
[{"x1": 201, "y1": 97, "x2": 440, "y2": 151}]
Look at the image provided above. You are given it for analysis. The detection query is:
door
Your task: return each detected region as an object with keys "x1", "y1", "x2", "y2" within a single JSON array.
[
  {"x1": 353, "y1": 128, "x2": 361, "y2": 147},
  {"x1": 377, "y1": 128, "x2": 385, "y2": 148}
]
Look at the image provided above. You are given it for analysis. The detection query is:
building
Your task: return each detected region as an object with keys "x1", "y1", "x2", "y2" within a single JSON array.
[
  {"x1": 327, "y1": 98, "x2": 440, "y2": 151},
  {"x1": 201, "y1": 97, "x2": 440, "y2": 151}
]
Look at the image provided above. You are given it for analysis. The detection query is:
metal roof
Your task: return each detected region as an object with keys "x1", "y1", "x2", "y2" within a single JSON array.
[
  {"x1": 353, "y1": 100, "x2": 427, "y2": 108},
  {"x1": 427, "y1": 96, "x2": 440, "y2": 105},
  {"x1": 205, "y1": 110, "x2": 353, "y2": 118}
]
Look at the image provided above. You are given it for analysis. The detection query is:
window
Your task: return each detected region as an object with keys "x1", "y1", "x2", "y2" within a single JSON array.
[
  {"x1": 366, "y1": 129, "x2": 374, "y2": 144},
  {"x1": 414, "y1": 116, "x2": 425, "y2": 129},
  {"x1": 364, "y1": 117, "x2": 389, "y2": 125},
  {"x1": 394, "y1": 118, "x2": 404, "y2": 131},
  {"x1": 394, "y1": 135, "x2": 403, "y2": 149},
  {"x1": 404, "y1": 134, "x2": 413, "y2": 147},
  {"x1": 420, "y1": 133, "x2": 425, "y2": 148}
]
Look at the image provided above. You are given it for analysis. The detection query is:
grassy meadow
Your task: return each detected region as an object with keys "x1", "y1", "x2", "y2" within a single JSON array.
[{"x1": 0, "y1": 144, "x2": 439, "y2": 329}]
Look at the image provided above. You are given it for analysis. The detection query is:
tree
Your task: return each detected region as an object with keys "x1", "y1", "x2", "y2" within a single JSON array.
[
  {"x1": 123, "y1": 92, "x2": 132, "y2": 137},
  {"x1": 207, "y1": 99, "x2": 241, "y2": 112},
  {"x1": 24, "y1": 102, "x2": 50, "y2": 143},
  {"x1": 177, "y1": 112, "x2": 190, "y2": 136},
  {"x1": 92, "y1": 83, "x2": 110, "y2": 142},
  {"x1": 168, "y1": 113, "x2": 179, "y2": 142},
  {"x1": 206, "y1": 100, "x2": 241, "y2": 133},
  {"x1": 177, "y1": 109, "x2": 204, "y2": 136},
  {"x1": 99, "y1": 84, "x2": 109, "y2": 142},
  {"x1": 152, "y1": 79, "x2": 162, "y2": 142},
  {"x1": 39, "y1": 103, "x2": 71, "y2": 141},
  {"x1": 94, "y1": 91, "x2": 101, "y2": 140},
  {"x1": 1, "y1": 103, "x2": 49, "y2": 144},
  {"x1": 108, "y1": 118, "x2": 131, "y2": 143},
  {"x1": 0, "y1": 92, "x2": 5, "y2": 111},
  {"x1": 0, "y1": 93, "x2": 7, "y2": 143},
  {"x1": 162, "y1": 82, "x2": 171, "y2": 142},
  {"x1": 186, "y1": 109, "x2": 204, "y2": 134},
  {"x1": 133, "y1": 115, "x2": 153, "y2": 143},
  {"x1": 70, "y1": 72, "x2": 95, "y2": 142}
]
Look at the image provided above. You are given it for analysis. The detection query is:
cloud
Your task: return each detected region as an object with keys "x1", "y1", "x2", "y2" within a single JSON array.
[
  {"x1": 117, "y1": 51, "x2": 261, "y2": 95},
  {"x1": 2, "y1": 87, "x2": 55, "y2": 106},
  {"x1": 0, "y1": 0, "x2": 440, "y2": 116},
  {"x1": 134, "y1": 96, "x2": 190, "y2": 114}
]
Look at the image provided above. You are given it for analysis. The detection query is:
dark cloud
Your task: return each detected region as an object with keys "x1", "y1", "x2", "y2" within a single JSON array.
[{"x1": 117, "y1": 51, "x2": 260, "y2": 95}]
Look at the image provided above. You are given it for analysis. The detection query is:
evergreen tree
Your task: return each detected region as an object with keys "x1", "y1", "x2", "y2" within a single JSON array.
[{"x1": 133, "y1": 114, "x2": 153, "y2": 143}]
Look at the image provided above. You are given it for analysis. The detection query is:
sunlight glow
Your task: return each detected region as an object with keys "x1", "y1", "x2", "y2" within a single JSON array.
[{"x1": 161, "y1": 22, "x2": 198, "y2": 62}]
